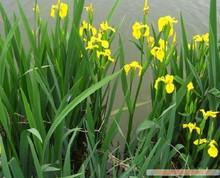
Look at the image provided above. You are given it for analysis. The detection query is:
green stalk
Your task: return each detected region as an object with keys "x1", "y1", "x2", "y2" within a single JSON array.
[{"x1": 126, "y1": 36, "x2": 145, "y2": 146}]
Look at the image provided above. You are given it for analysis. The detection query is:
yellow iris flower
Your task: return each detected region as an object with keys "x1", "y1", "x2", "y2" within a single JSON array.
[
  {"x1": 193, "y1": 33, "x2": 209, "y2": 43},
  {"x1": 208, "y1": 140, "x2": 218, "y2": 158},
  {"x1": 151, "y1": 47, "x2": 165, "y2": 62},
  {"x1": 151, "y1": 39, "x2": 167, "y2": 62},
  {"x1": 194, "y1": 139, "x2": 218, "y2": 158},
  {"x1": 50, "y1": 1, "x2": 68, "y2": 19},
  {"x1": 193, "y1": 138, "x2": 208, "y2": 145},
  {"x1": 59, "y1": 3, "x2": 68, "y2": 19},
  {"x1": 79, "y1": 21, "x2": 97, "y2": 37},
  {"x1": 86, "y1": 33, "x2": 109, "y2": 50},
  {"x1": 132, "y1": 22, "x2": 150, "y2": 40},
  {"x1": 158, "y1": 16, "x2": 178, "y2": 36},
  {"x1": 182, "y1": 122, "x2": 201, "y2": 134},
  {"x1": 100, "y1": 21, "x2": 116, "y2": 33},
  {"x1": 200, "y1": 109, "x2": 219, "y2": 120},
  {"x1": 123, "y1": 61, "x2": 142, "y2": 76},
  {"x1": 97, "y1": 49, "x2": 114, "y2": 63},
  {"x1": 154, "y1": 74, "x2": 175, "y2": 94}
]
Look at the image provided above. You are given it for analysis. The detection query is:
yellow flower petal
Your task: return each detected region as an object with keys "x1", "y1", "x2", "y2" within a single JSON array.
[
  {"x1": 187, "y1": 82, "x2": 194, "y2": 92},
  {"x1": 196, "y1": 127, "x2": 201, "y2": 134},
  {"x1": 208, "y1": 145, "x2": 218, "y2": 158},
  {"x1": 101, "y1": 40, "x2": 109, "y2": 49},
  {"x1": 100, "y1": 21, "x2": 116, "y2": 33},
  {"x1": 182, "y1": 122, "x2": 200, "y2": 134},
  {"x1": 143, "y1": 25, "x2": 150, "y2": 37},
  {"x1": 151, "y1": 47, "x2": 165, "y2": 62},
  {"x1": 158, "y1": 16, "x2": 177, "y2": 36},
  {"x1": 146, "y1": 36, "x2": 155, "y2": 47},
  {"x1": 123, "y1": 61, "x2": 142, "y2": 76},
  {"x1": 132, "y1": 22, "x2": 142, "y2": 40},
  {"x1": 59, "y1": 3, "x2": 68, "y2": 19},
  {"x1": 193, "y1": 138, "x2": 208, "y2": 145},
  {"x1": 50, "y1": 5, "x2": 58, "y2": 18},
  {"x1": 200, "y1": 109, "x2": 219, "y2": 120},
  {"x1": 154, "y1": 77, "x2": 165, "y2": 90},
  {"x1": 164, "y1": 74, "x2": 174, "y2": 84},
  {"x1": 50, "y1": 1, "x2": 68, "y2": 19},
  {"x1": 158, "y1": 39, "x2": 166, "y2": 50},
  {"x1": 193, "y1": 33, "x2": 209, "y2": 43},
  {"x1": 165, "y1": 83, "x2": 175, "y2": 94},
  {"x1": 124, "y1": 64, "x2": 131, "y2": 75},
  {"x1": 202, "y1": 33, "x2": 209, "y2": 43}
]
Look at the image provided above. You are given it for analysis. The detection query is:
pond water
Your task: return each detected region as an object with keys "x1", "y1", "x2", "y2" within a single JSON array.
[
  {"x1": 3, "y1": 0, "x2": 220, "y2": 36},
  {"x1": 2, "y1": 0, "x2": 220, "y2": 133}
]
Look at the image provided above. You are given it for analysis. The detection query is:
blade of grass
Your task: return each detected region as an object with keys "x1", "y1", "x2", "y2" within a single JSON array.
[
  {"x1": 43, "y1": 70, "x2": 121, "y2": 157},
  {"x1": 107, "y1": 0, "x2": 121, "y2": 22},
  {"x1": 0, "y1": 136, "x2": 12, "y2": 178},
  {"x1": 27, "y1": 136, "x2": 44, "y2": 178},
  {"x1": 9, "y1": 158, "x2": 25, "y2": 178}
]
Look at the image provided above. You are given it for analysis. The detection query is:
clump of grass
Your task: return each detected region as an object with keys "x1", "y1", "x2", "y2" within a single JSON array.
[{"x1": 0, "y1": 0, "x2": 219, "y2": 177}]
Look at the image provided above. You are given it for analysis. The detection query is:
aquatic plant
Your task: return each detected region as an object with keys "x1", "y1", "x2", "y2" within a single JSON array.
[{"x1": 0, "y1": 0, "x2": 219, "y2": 177}]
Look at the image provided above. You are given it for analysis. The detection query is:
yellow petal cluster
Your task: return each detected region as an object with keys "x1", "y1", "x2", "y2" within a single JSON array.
[
  {"x1": 100, "y1": 21, "x2": 116, "y2": 33},
  {"x1": 123, "y1": 61, "x2": 142, "y2": 76},
  {"x1": 86, "y1": 33, "x2": 109, "y2": 50},
  {"x1": 193, "y1": 138, "x2": 208, "y2": 145},
  {"x1": 154, "y1": 74, "x2": 175, "y2": 94},
  {"x1": 151, "y1": 39, "x2": 166, "y2": 62},
  {"x1": 151, "y1": 47, "x2": 164, "y2": 62},
  {"x1": 208, "y1": 140, "x2": 218, "y2": 158},
  {"x1": 132, "y1": 22, "x2": 150, "y2": 40},
  {"x1": 158, "y1": 16, "x2": 178, "y2": 36},
  {"x1": 79, "y1": 21, "x2": 97, "y2": 37},
  {"x1": 50, "y1": 1, "x2": 68, "y2": 19},
  {"x1": 97, "y1": 49, "x2": 114, "y2": 63},
  {"x1": 187, "y1": 82, "x2": 194, "y2": 92},
  {"x1": 83, "y1": 30, "x2": 115, "y2": 63},
  {"x1": 193, "y1": 33, "x2": 209, "y2": 43},
  {"x1": 200, "y1": 109, "x2": 219, "y2": 120},
  {"x1": 182, "y1": 122, "x2": 201, "y2": 134},
  {"x1": 193, "y1": 139, "x2": 218, "y2": 158},
  {"x1": 86, "y1": 36, "x2": 109, "y2": 50},
  {"x1": 80, "y1": 20, "x2": 116, "y2": 64}
]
